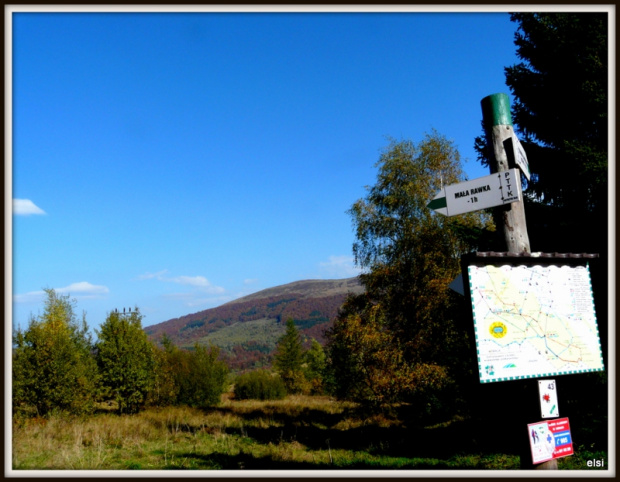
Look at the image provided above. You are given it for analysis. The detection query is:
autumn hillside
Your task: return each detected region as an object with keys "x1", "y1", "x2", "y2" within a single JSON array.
[{"x1": 144, "y1": 277, "x2": 364, "y2": 371}]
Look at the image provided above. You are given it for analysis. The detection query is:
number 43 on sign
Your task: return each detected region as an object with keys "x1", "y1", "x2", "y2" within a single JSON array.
[{"x1": 539, "y1": 379, "x2": 560, "y2": 418}]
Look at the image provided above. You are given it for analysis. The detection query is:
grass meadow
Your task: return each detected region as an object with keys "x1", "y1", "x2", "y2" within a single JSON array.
[{"x1": 12, "y1": 393, "x2": 607, "y2": 472}]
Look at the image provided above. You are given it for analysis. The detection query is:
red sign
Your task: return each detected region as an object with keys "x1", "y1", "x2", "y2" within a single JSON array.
[{"x1": 528, "y1": 417, "x2": 574, "y2": 464}]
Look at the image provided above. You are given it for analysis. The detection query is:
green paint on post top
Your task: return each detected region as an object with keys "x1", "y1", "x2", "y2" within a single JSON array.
[{"x1": 481, "y1": 93, "x2": 513, "y2": 127}]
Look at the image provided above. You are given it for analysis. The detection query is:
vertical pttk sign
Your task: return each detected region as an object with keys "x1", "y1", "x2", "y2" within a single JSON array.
[{"x1": 528, "y1": 418, "x2": 574, "y2": 465}]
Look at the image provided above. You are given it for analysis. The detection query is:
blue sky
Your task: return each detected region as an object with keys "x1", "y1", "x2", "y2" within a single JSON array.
[{"x1": 10, "y1": 7, "x2": 524, "y2": 332}]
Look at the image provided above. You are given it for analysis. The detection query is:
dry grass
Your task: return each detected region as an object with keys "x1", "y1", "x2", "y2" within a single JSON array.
[
  {"x1": 11, "y1": 395, "x2": 361, "y2": 471},
  {"x1": 221, "y1": 394, "x2": 354, "y2": 416},
  {"x1": 12, "y1": 393, "x2": 602, "y2": 472}
]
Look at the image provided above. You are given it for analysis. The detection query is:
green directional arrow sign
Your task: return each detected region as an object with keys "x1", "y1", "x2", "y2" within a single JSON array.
[
  {"x1": 427, "y1": 195, "x2": 447, "y2": 211},
  {"x1": 427, "y1": 188, "x2": 448, "y2": 215}
]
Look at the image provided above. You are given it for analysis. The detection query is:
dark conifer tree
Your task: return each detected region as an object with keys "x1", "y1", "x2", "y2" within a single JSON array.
[
  {"x1": 274, "y1": 318, "x2": 306, "y2": 393},
  {"x1": 478, "y1": 12, "x2": 608, "y2": 254}
]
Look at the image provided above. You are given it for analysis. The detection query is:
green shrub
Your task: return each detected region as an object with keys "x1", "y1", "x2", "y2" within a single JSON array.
[
  {"x1": 234, "y1": 370, "x2": 287, "y2": 400},
  {"x1": 13, "y1": 289, "x2": 99, "y2": 417},
  {"x1": 96, "y1": 309, "x2": 155, "y2": 414},
  {"x1": 147, "y1": 338, "x2": 229, "y2": 409},
  {"x1": 177, "y1": 344, "x2": 229, "y2": 408}
]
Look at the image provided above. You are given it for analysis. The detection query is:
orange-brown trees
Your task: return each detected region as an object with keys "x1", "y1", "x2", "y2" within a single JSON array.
[{"x1": 326, "y1": 132, "x2": 493, "y2": 412}]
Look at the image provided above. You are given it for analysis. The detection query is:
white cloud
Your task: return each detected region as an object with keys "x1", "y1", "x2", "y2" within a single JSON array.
[
  {"x1": 134, "y1": 270, "x2": 169, "y2": 281},
  {"x1": 136, "y1": 270, "x2": 232, "y2": 311},
  {"x1": 14, "y1": 281, "x2": 109, "y2": 304},
  {"x1": 56, "y1": 282, "x2": 109, "y2": 297},
  {"x1": 243, "y1": 278, "x2": 259, "y2": 285},
  {"x1": 13, "y1": 290, "x2": 46, "y2": 304},
  {"x1": 169, "y1": 275, "x2": 216, "y2": 290},
  {"x1": 13, "y1": 199, "x2": 46, "y2": 216},
  {"x1": 136, "y1": 270, "x2": 225, "y2": 294},
  {"x1": 318, "y1": 255, "x2": 362, "y2": 278}
]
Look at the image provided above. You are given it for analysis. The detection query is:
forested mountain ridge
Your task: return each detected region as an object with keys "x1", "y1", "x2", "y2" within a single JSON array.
[{"x1": 144, "y1": 277, "x2": 363, "y2": 370}]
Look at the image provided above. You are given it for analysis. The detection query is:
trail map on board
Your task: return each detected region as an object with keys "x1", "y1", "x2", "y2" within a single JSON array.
[{"x1": 467, "y1": 264, "x2": 604, "y2": 383}]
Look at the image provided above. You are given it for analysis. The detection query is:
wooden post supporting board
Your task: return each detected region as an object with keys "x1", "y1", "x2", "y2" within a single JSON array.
[
  {"x1": 480, "y1": 93, "x2": 531, "y2": 254},
  {"x1": 480, "y1": 94, "x2": 557, "y2": 469}
]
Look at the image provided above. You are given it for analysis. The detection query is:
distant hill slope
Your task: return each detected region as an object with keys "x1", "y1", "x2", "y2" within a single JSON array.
[{"x1": 144, "y1": 277, "x2": 364, "y2": 370}]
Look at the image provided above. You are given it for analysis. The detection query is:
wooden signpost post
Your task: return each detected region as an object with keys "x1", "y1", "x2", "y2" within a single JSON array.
[
  {"x1": 480, "y1": 93, "x2": 531, "y2": 254},
  {"x1": 428, "y1": 93, "x2": 605, "y2": 471},
  {"x1": 479, "y1": 93, "x2": 560, "y2": 470}
]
